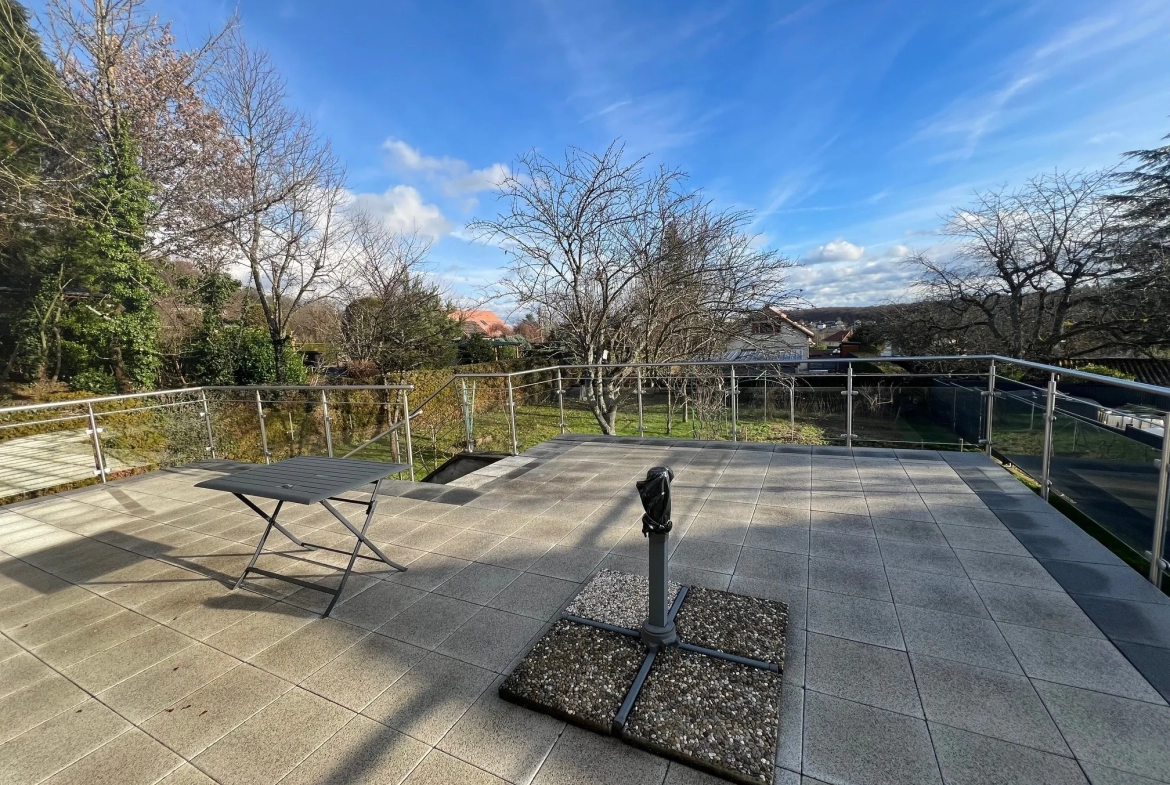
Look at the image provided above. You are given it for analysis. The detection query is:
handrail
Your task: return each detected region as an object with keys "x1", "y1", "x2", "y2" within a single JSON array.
[
  {"x1": 340, "y1": 417, "x2": 410, "y2": 460},
  {"x1": 3, "y1": 356, "x2": 1164, "y2": 417},
  {"x1": 0, "y1": 383, "x2": 413, "y2": 416},
  {"x1": 447, "y1": 355, "x2": 1170, "y2": 398},
  {"x1": 203, "y1": 384, "x2": 413, "y2": 392},
  {"x1": 0, "y1": 386, "x2": 207, "y2": 415}
]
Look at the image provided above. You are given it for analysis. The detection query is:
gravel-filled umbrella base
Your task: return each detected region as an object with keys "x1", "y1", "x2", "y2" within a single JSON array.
[
  {"x1": 500, "y1": 619, "x2": 645, "y2": 733},
  {"x1": 500, "y1": 570, "x2": 788, "y2": 785}
]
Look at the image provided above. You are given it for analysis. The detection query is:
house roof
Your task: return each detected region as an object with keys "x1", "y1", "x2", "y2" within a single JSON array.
[
  {"x1": 450, "y1": 309, "x2": 509, "y2": 336},
  {"x1": 761, "y1": 306, "x2": 816, "y2": 338},
  {"x1": 823, "y1": 329, "x2": 854, "y2": 344}
]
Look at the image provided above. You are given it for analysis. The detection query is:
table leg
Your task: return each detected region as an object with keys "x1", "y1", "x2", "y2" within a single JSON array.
[
  {"x1": 320, "y1": 484, "x2": 407, "y2": 572},
  {"x1": 235, "y1": 499, "x2": 284, "y2": 590},
  {"x1": 322, "y1": 480, "x2": 406, "y2": 616},
  {"x1": 234, "y1": 494, "x2": 311, "y2": 548}
]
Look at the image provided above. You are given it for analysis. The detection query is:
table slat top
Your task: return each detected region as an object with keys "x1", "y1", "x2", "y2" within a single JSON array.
[{"x1": 194, "y1": 456, "x2": 409, "y2": 504}]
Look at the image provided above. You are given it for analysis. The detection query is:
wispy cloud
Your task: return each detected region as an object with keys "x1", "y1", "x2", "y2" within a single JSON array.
[
  {"x1": 914, "y1": 2, "x2": 1170, "y2": 160},
  {"x1": 538, "y1": 1, "x2": 732, "y2": 153},
  {"x1": 1087, "y1": 131, "x2": 1122, "y2": 145},
  {"x1": 382, "y1": 138, "x2": 509, "y2": 198},
  {"x1": 581, "y1": 100, "x2": 632, "y2": 122},
  {"x1": 769, "y1": 0, "x2": 832, "y2": 30}
]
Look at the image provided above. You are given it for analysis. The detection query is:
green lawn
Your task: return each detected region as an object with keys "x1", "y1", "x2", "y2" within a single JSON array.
[{"x1": 381, "y1": 399, "x2": 970, "y2": 480}]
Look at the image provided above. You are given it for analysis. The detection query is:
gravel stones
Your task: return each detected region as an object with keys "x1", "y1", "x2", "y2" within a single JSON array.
[
  {"x1": 499, "y1": 619, "x2": 645, "y2": 732},
  {"x1": 673, "y1": 585, "x2": 788, "y2": 666},
  {"x1": 501, "y1": 571, "x2": 788, "y2": 785},
  {"x1": 625, "y1": 646, "x2": 783, "y2": 784},
  {"x1": 564, "y1": 569, "x2": 682, "y2": 631}
]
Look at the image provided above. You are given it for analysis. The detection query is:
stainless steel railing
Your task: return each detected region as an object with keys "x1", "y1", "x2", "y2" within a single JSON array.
[{"x1": 2, "y1": 355, "x2": 1167, "y2": 585}]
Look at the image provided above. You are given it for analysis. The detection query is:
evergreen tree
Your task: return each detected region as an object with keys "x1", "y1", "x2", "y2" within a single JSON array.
[
  {"x1": 1115, "y1": 130, "x2": 1170, "y2": 245},
  {"x1": 0, "y1": 0, "x2": 83, "y2": 382},
  {"x1": 69, "y1": 125, "x2": 165, "y2": 390}
]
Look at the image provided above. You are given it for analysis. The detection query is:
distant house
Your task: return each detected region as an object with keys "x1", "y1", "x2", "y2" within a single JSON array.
[
  {"x1": 450, "y1": 309, "x2": 510, "y2": 338},
  {"x1": 723, "y1": 306, "x2": 816, "y2": 362},
  {"x1": 821, "y1": 328, "x2": 854, "y2": 350}
]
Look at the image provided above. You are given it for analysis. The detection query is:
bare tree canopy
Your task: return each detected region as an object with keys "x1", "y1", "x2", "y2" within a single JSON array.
[
  {"x1": 900, "y1": 170, "x2": 1169, "y2": 360},
  {"x1": 471, "y1": 142, "x2": 796, "y2": 432},
  {"x1": 208, "y1": 28, "x2": 349, "y2": 382},
  {"x1": 337, "y1": 211, "x2": 460, "y2": 376}
]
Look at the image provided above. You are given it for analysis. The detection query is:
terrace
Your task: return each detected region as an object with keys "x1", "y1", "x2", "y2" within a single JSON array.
[{"x1": 1, "y1": 356, "x2": 1169, "y2": 785}]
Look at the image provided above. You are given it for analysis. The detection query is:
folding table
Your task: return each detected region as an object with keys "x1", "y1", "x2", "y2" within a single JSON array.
[{"x1": 195, "y1": 456, "x2": 409, "y2": 616}]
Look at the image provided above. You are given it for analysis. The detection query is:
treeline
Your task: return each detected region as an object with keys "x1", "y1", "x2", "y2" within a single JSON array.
[
  {"x1": 0, "y1": 0, "x2": 462, "y2": 395},
  {"x1": 870, "y1": 148, "x2": 1170, "y2": 362}
]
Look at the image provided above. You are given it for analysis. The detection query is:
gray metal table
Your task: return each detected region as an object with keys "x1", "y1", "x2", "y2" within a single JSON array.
[{"x1": 195, "y1": 456, "x2": 408, "y2": 615}]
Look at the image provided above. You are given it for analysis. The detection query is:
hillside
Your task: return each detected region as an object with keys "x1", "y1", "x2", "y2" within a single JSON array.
[{"x1": 787, "y1": 304, "x2": 905, "y2": 326}]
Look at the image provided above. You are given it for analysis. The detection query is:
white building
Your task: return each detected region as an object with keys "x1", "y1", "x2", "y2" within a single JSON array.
[{"x1": 723, "y1": 306, "x2": 816, "y2": 362}]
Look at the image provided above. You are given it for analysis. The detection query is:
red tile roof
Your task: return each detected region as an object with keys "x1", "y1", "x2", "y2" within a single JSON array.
[{"x1": 450, "y1": 309, "x2": 510, "y2": 336}]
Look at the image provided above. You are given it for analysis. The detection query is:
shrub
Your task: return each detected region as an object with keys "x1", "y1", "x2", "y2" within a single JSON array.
[
  {"x1": 1077, "y1": 363, "x2": 1136, "y2": 381},
  {"x1": 70, "y1": 369, "x2": 117, "y2": 395}
]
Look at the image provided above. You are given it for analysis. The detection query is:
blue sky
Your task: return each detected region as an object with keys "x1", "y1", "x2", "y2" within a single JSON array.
[{"x1": 33, "y1": 0, "x2": 1170, "y2": 312}]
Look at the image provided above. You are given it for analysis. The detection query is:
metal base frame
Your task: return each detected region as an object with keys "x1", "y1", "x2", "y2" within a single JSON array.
[
  {"x1": 562, "y1": 585, "x2": 780, "y2": 736},
  {"x1": 233, "y1": 478, "x2": 407, "y2": 616}
]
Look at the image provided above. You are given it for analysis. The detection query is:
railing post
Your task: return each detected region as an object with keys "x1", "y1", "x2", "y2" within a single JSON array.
[
  {"x1": 255, "y1": 391, "x2": 270, "y2": 464},
  {"x1": 199, "y1": 389, "x2": 216, "y2": 458},
  {"x1": 506, "y1": 375, "x2": 519, "y2": 455},
  {"x1": 85, "y1": 403, "x2": 107, "y2": 483},
  {"x1": 789, "y1": 377, "x2": 795, "y2": 430},
  {"x1": 400, "y1": 387, "x2": 415, "y2": 481},
  {"x1": 729, "y1": 365, "x2": 738, "y2": 441},
  {"x1": 984, "y1": 359, "x2": 996, "y2": 456},
  {"x1": 461, "y1": 379, "x2": 475, "y2": 452},
  {"x1": 555, "y1": 369, "x2": 566, "y2": 435},
  {"x1": 1040, "y1": 372, "x2": 1057, "y2": 501},
  {"x1": 666, "y1": 384, "x2": 672, "y2": 435},
  {"x1": 636, "y1": 366, "x2": 645, "y2": 437},
  {"x1": 842, "y1": 363, "x2": 856, "y2": 448},
  {"x1": 1148, "y1": 412, "x2": 1170, "y2": 585},
  {"x1": 763, "y1": 373, "x2": 768, "y2": 421},
  {"x1": 321, "y1": 389, "x2": 333, "y2": 458}
]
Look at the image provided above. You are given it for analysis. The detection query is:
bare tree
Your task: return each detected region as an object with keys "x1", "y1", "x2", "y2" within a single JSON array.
[
  {"x1": 472, "y1": 143, "x2": 796, "y2": 433},
  {"x1": 209, "y1": 29, "x2": 349, "y2": 382},
  {"x1": 0, "y1": 0, "x2": 87, "y2": 223},
  {"x1": 337, "y1": 210, "x2": 459, "y2": 376},
  {"x1": 903, "y1": 170, "x2": 1168, "y2": 361}
]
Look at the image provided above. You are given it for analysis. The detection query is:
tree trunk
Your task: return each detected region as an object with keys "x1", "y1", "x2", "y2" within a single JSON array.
[
  {"x1": 1, "y1": 342, "x2": 19, "y2": 383},
  {"x1": 587, "y1": 369, "x2": 617, "y2": 435},
  {"x1": 271, "y1": 333, "x2": 287, "y2": 384},
  {"x1": 111, "y1": 342, "x2": 129, "y2": 393},
  {"x1": 52, "y1": 327, "x2": 62, "y2": 382}
]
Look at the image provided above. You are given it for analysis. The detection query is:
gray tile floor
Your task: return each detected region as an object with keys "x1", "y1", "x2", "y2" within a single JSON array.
[
  {"x1": 0, "y1": 440, "x2": 1168, "y2": 785},
  {"x1": 0, "y1": 430, "x2": 140, "y2": 501}
]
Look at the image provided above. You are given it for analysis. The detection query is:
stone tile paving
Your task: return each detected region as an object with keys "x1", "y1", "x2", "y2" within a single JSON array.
[
  {"x1": 0, "y1": 430, "x2": 141, "y2": 501},
  {"x1": 0, "y1": 437, "x2": 1167, "y2": 784}
]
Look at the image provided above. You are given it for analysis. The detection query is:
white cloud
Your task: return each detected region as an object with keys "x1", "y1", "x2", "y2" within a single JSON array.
[
  {"x1": 789, "y1": 258, "x2": 919, "y2": 306},
  {"x1": 790, "y1": 240, "x2": 921, "y2": 304},
  {"x1": 805, "y1": 238, "x2": 865, "y2": 263},
  {"x1": 382, "y1": 138, "x2": 508, "y2": 197},
  {"x1": 1087, "y1": 131, "x2": 1122, "y2": 145},
  {"x1": 347, "y1": 185, "x2": 453, "y2": 240}
]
